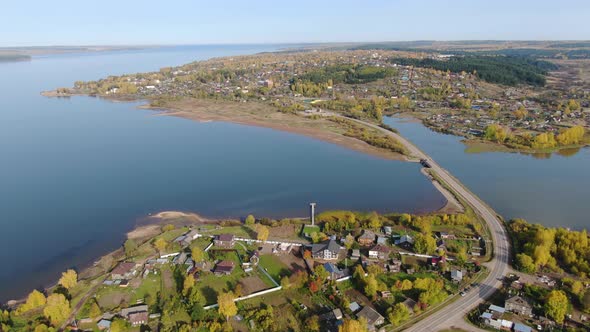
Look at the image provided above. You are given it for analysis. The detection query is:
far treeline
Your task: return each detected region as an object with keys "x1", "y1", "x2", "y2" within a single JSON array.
[{"x1": 390, "y1": 56, "x2": 558, "y2": 86}]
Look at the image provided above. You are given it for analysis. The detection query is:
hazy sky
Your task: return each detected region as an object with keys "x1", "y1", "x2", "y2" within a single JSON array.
[{"x1": 3, "y1": 0, "x2": 589, "y2": 46}]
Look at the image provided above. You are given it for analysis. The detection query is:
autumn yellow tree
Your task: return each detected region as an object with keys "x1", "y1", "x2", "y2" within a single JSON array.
[
  {"x1": 153, "y1": 237, "x2": 168, "y2": 253},
  {"x1": 18, "y1": 290, "x2": 47, "y2": 314},
  {"x1": 191, "y1": 246, "x2": 205, "y2": 262},
  {"x1": 245, "y1": 214, "x2": 255, "y2": 225},
  {"x1": 545, "y1": 290, "x2": 569, "y2": 323},
  {"x1": 43, "y1": 293, "x2": 71, "y2": 326},
  {"x1": 339, "y1": 318, "x2": 368, "y2": 332},
  {"x1": 183, "y1": 274, "x2": 196, "y2": 296},
  {"x1": 217, "y1": 292, "x2": 237, "y2": 321},
  {"x1": 58, "y1": 269, "x2": 77, "y2": 290},
  {"x1": 255, "y1": 224, "x2": 269, "y2": 242}
]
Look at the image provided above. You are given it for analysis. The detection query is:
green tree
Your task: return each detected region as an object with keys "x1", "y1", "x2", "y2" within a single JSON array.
[
  {"x1": 123, "y1": 239, "x2": 137, "y2": 257},
  {"x1": 545, "y1": 290, "x2": 569, "y2": 323},
  {"x1": 245, "y1": 214, "x2": 255, "y2": 225},
  {"x1": 387, "y1": 303, "x2": 410, "y2": 327},
  {"x1": 110, "y1": 317, "x2": 130, "y2": 332},
  {"x1": 58, "y1": 269, "x2": 77, "y2": 290},
  {"x1": 314, "y1": 265, "x2": 329, "y2": 281},
  {"x1": 516, "y1": 253, "x2": 536, "y2": 273},
  {"x1": 43, "y1": 293, "x2": 71, "y2": 326},
  {"x1": 89, "y1": 300, "x2": 102, "y2": 319}
]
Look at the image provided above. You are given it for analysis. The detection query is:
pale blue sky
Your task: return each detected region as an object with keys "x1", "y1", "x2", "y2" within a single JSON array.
[{"x1": 3, "y1": 0, "x2": 589, "y2": 46}]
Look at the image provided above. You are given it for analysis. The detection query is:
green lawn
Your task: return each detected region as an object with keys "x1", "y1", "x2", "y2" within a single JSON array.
[
  {"x1": 130, "y1": 273, "x2": 161, "y2": 303},
  {"x1": 258, "y1": 254, "x2": 291, "y2": 280},
  {"x1": 197, "y1": 251, "x2": 245, "y2": 304},
  {"x1": 208, "y1": 225, "x2": 255, "y2": 238}
]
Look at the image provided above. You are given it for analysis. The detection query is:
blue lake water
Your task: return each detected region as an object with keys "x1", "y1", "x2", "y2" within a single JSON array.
[
  {"x1": 384, "y1": 117, "x2": 590, "y2": 231},
  {"x1": 0, "y1": 46, "x2": 444, "y2": 301}
]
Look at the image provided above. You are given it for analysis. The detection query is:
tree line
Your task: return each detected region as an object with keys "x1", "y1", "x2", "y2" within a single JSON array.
[{"x1": 390, "y1": 56, "x2": 557, "y2": 86}]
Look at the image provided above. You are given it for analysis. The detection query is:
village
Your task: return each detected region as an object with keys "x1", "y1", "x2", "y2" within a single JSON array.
[
  {"x1": 63, "y1": 49, "x2": 590, "y2": 154},
  {"x1": 9, "y1": 203, "x2": 494, "y2": 332}
]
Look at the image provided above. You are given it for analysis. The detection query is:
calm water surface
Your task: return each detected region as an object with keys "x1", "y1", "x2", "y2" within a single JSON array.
[
  {"x1": 0, "y1": 46, "x2": 444, "y2": 301},
  {"x1": 385, "y1": 116, "x2": 590, "y2": 231}
]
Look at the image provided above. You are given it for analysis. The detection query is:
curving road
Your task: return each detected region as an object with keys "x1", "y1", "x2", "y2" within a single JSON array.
[{"x1": 347, "y1": 117, "x2": 512, "y2": 331}]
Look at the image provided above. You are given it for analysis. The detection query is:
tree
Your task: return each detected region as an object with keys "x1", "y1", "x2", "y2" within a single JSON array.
[
  {"x1": 123, "y1": 239, "x2": 137, "y2": 257},
  {"x1": 280, "y1": 276, "x2": 291, "y2": 290},
  {"x1": 484, "y1": 124, "x2": 508, "y2": 143},
  {"x1": 256, "y1": 224, "x2": 270, "y2": 242},
  {"x1": 532, "y1": 132, "x2": 557, "y2": 149},
  {"x1": 344, "y1": 234, "x2": 355, "y2": 250},
  {"x1": 339, "y1": 318, "x2": 368, "y2": 332},
  {"x1": 162, "y1": 224, "x2": 175, "y2": 232},
  {"x1": 183, "y1": 274, "x2": 195, "y2": 296},
  {"x1": 58, "y1": 269, "x2": 77, "y2": 290},
  {"x1": 245, "y1": 214, "x2": 255, "y2": 225},
  {"x1": 456, "y1": 247, "x2": 468, "y2": 265},
  {"x1": 305, "y1": 315, "x2": 321, "y2": 332},
  {"x1": 89, "y1": 300, "x2": 102, "y2": 319},
  {"x1": 387, "y1": 303, "x2": 410, "y2": 327},
  {"x1": 366, "y1": 212, "x2": 382, "y2": 230},
  {"x1": 545, "y1": 290, "x2": 569, "y2": 323},
  {"x1": 234, "y1": 283, "x2": 243, "y2": 297},
  {"x1": 516, "y1": 253, "x2": 536, "y2": 273},
  {"x1": 514, "y1": 106, "x2": 528, "y2": 120},
  {"x1": 19, "y1": 290, "x2": 46, "y2": 313},
  {"x1": 191, "y1": 246, "x2": 205, "y2": 262},
  {"x1": 571, "y1": 280, "x2": 584, "y2": 296},
  {"x1": 110, "y1": 317, "x2": 130, "y2": 332},
  {"x1": 154, "y1": 237, "x2": 168, "y2": 253},
  {"x1": 218, "y1": 292, "x2": 237, "y2": 320},
  {"x1": 314, "y1": 265, "x2": 329, "y2": 281},
  {"x1": 413, "y1": 233, "x2": 437, "y2": 254},
  {"x1": 364, "y1": 274, "x2": 378, "y2": 299},
  {"x1": 34, "y1": 324, "x2": 55, "y2": 332},
  {"x1": 43, "y1": 293, "x2": 71, "y2": 326}
]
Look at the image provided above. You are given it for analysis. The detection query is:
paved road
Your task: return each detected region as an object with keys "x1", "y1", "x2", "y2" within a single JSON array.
[{"x1": 347, "y1": 118, "x2": 512, "y2": 331}]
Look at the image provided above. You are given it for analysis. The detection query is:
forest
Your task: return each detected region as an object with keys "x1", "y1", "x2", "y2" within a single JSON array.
[
  {"x1": 293, "y1": 64, "x2": 396, "y2": 85},
  {"x1": 389, "y1": 56, "x2": 557, "y2": 86},
  {"x1": 509, "y1": 218, "x2": 590, "y2": 278}
]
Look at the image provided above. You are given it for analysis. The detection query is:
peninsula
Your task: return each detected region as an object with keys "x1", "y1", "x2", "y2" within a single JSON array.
[{"x1": 43, "y1": 41, "x2": 590, "y2": 155}]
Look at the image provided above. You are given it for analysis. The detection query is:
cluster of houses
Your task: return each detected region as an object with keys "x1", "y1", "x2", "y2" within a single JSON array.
[
  {"x1": 322, "y1": 302, "x2": 385, "y2": 332},
  {"x1": 480, "y1": 295, "x2": 536, "y2": 332},
  {"x1": 96, "y1": 304, "x2": 151, "y2": 330}
]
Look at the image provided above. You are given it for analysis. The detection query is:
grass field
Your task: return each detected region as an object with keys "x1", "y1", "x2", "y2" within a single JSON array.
[{"x1": 258, "y1": 254, "x2": 292, "y2": 281}]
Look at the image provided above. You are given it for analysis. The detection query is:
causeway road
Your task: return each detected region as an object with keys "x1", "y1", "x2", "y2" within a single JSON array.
[{"x1": 348, "y1": 117, "x2": 512, "y2": 331}]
